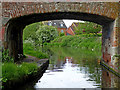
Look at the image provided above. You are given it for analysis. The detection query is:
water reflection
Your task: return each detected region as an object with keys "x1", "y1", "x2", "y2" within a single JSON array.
[
  {"x1": 18, "y1": 47, "x2": 120, "y2": 89},
  {"x1": 35, "y1": 56, "x2": 100, "y2": 88},
  {"x1": 34, "y1": 47, "x2": 119, "y2": 88}
]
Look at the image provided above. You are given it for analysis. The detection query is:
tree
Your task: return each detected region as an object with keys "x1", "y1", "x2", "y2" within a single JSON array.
[
  {"x1": 23, "y1": 22, "x2": 45, "y2": 47},
  {"x1": 36, "y1": 25, "x2": 58, "y2": 46},
  {"x1": 23, "y1": 22, "x2": 43, "y2": 44},
  {"x1": 74, "y1": 22, "x2": 102, "y2": 35},
  {"x1": 74, "y1": 23, "x2": 85, "y2": 35},
  {"x1": 85, "y1": 22, "x2": 102, "y2": 35},
  {"x1": 23, "y1": 22, "x2": 58, "y2": 46}
]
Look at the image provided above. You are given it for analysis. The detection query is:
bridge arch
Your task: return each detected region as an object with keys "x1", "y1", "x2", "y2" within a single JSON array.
[{"x1": 2, "y1": 2, "x2": 119, "y2": 73}]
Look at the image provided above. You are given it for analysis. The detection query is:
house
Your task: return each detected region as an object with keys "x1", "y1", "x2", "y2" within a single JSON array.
[
  {"x1": 66, "y1": 22, "x2": 84, "y2": 35},
  {"x1": 66, "y1": 22, "x2": 102, "y2": 35},
  {"x1": 66, "y1": 26, "x2": 75, "y2": 35},
  {"x1": 44, "y1": 20, "x2": 67, "y2": 35}
]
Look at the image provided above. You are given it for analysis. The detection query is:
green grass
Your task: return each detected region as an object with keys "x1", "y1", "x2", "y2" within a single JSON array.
[
  {"x1": 2, "y1": 43, "x2": 48, "y2": 89},
  {"x1": 46, "y1": 35, "x2": 101, "y2": 50},
  {"x1": 0, "y1": 62, "x2": 2, "y2": 82},
  {"x1": 0, "y1": 51, "x2": 2, "y2": 61},
  {"x1": 2, "y1": 62, "x2": 38, "y2": 83},
  {"x1": 23, "y1": 43, "x2": 48, "y2": 59}
]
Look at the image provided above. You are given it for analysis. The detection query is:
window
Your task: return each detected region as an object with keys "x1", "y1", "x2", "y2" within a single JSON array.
[
  {"x1": 54, "y1": 23, "x2": 56, "y2": 25},
  {"x1": 48, "y1": 21, "x2": 52, "y2": 26},
  {"x1": 60, "y1": 23, "x2": 63, "y2": 27},
  {"x1": 67, "y1": 33, "x2": 71, "y2": 35},
  {"x1": 61, "y1": 30, "x2": 64, "y2": 33}
]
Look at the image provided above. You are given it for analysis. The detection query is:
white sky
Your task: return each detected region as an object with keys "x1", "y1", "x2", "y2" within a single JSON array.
[{"x1": 63, "y1": 19, "x2": 85, "y2": 28}]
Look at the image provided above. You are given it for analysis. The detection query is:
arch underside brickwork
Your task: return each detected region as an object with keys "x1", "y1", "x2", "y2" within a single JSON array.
[{"x1": 2, "y1": 2, "x2": 120, "y2": 73}]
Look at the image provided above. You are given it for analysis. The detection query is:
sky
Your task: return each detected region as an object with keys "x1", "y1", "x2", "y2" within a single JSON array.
[{"x1": 63, "y1": 19, "x2": 85, "y2": 28}]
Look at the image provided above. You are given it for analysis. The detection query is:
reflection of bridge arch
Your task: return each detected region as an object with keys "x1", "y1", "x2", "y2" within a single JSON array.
[{"x1": 2, "y1": 2, "x2": 120, "y2": 73}]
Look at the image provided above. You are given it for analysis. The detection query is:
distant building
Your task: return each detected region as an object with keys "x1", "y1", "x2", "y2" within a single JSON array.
[
  {"x1": 66, "y1": 26, "x2": 75, "y2": 35},
  {"x1": 66, "y1": 22, "x2": 84, "y2": 35},
  {"x1": 66, "y1": 22, "x2": 102, "y2": 35},
  {"x1": 44, "y1": 20, "x2": 67, "y2": 35}
]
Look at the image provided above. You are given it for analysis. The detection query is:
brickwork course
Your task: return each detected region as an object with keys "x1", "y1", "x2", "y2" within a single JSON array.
[{"x1": 0, "y1": 1, "x2": 120, "y2": 74}]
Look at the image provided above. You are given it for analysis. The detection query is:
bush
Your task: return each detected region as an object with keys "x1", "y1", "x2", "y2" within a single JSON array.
[
  {"x1": 2, "y1": 63, "x2": 18, "y2": 82},
  {"x1": 60, "y1": 33, "x2": 65, "y2": 37},
  {"x1": 2, "y1": 49, "x2": 14, "y2": 63},
  {"x1": 2, "y1": 62, "x2": 38, "y2": 83},
  {"x1": 48, "y1": 35, "x2": 101, "y2": 50}
]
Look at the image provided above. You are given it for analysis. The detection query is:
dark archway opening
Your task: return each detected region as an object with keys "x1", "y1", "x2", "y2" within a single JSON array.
[{"x1": 5, "y1": 12, "x2": 114, "y2": 61}]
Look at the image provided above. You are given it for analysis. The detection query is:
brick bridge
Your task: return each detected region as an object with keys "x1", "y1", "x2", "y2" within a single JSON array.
[{"x1": 2, "y1": 2, "x2": 120, "y2": 74}]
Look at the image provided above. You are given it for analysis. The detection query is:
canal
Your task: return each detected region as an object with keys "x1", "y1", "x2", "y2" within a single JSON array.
[{"x1": 20, "y1": 47, "x2": 120, "y2": 89}]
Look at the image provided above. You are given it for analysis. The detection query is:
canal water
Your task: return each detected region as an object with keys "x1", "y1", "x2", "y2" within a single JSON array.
[
  {"x1": 34, "y1": 47, "x2": 119, "y2": 89},
  {"x1": 19, "y1": 47, "x2": 119, "y2": 89}
]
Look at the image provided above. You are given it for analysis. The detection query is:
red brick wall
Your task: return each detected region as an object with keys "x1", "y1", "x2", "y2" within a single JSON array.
[
  {"x1": 102, "y1": 70, "x2": 111, "y2": 88},
  {"x1": 0, "y1": 27, "x2": 5, "y2": 41},
  {"x1": 66, "y1": 27, "x2": 75, "y2": 35},
  {"x1": 57, "y1": 28, "x2": 66, "y2": 35}
]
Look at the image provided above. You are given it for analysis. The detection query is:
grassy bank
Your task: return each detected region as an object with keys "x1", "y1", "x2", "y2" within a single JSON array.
[
  {"x1": 46, "y1": 35, "x2": 101, "y2": 50},
  {"x1": 23, "y1": 43, "x2": 48, "y2": 59},
  {"x1": 2, "y1": 62, "x2": 38, "y2": 89},
  {"x1": 2, "y1": 42, "x2": 48, "y2": 89}
]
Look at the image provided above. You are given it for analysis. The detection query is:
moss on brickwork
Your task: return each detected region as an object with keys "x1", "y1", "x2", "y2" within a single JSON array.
[{"x1": 100, "y1": 61, "x2": 120, "y2": 78}]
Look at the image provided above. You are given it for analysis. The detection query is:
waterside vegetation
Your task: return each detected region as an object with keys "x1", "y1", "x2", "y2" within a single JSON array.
[
  {"x1": 2, "y1": 51, "x2": 38, "y2": 89},
  {"x1": 46, "y1": 34, "x2": 102, "y2": 50},
  {"x1": 23, "y1": 43, "x2": 48, "y2": 59}
]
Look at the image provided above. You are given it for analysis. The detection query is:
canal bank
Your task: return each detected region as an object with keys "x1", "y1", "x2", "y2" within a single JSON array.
[{"x1": 2, "y1": 56, "x2": 49, "y2": 90}]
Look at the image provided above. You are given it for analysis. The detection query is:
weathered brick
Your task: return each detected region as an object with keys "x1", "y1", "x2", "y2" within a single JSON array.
[{"x1": 1, "y1": 2, "x2": 120, "y2": 73}]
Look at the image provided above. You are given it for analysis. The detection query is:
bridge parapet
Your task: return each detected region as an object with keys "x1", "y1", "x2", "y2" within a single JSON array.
[{"x1": 2, "y1": 2, "x2": 119, "y2": 26}]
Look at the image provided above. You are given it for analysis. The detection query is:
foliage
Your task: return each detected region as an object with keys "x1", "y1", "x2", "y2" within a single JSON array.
[
  {"x1": 113, "y1": 55, "x2": 120, "y2": 58},
  {"x1": 0, "y1": 52, "x2": 1, "y2": 60},
  {"x1": 47, "y1": 35, "x2": 101, "y2": 50},
  {"x1": 2, "y1": 62, "x2": 38, "y2": 83},
  {"x1": 23, "y1": 43, "x2": 48, "y2": 59},
  {"x1": 23, "y1": 22, "x2": 58, "y2": 46},
  {"x1": 23, "y1": 22, "x2": 43, "y2": 44},
  {"x1": 36, "y1": 25, "x2": 58, "y2": 45},
  {"x1": 59, "y1": 32, "x2": 65, "y2": 37},
  {"x1": 74, "y1": 22, "x2": 102, "y2": 35},
  {"x1": 0, "y1": 62, "x2": 2, "y2": 84},
  {"x1": 2, "y1": 49, "x2": 14, "y2": 63}
]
